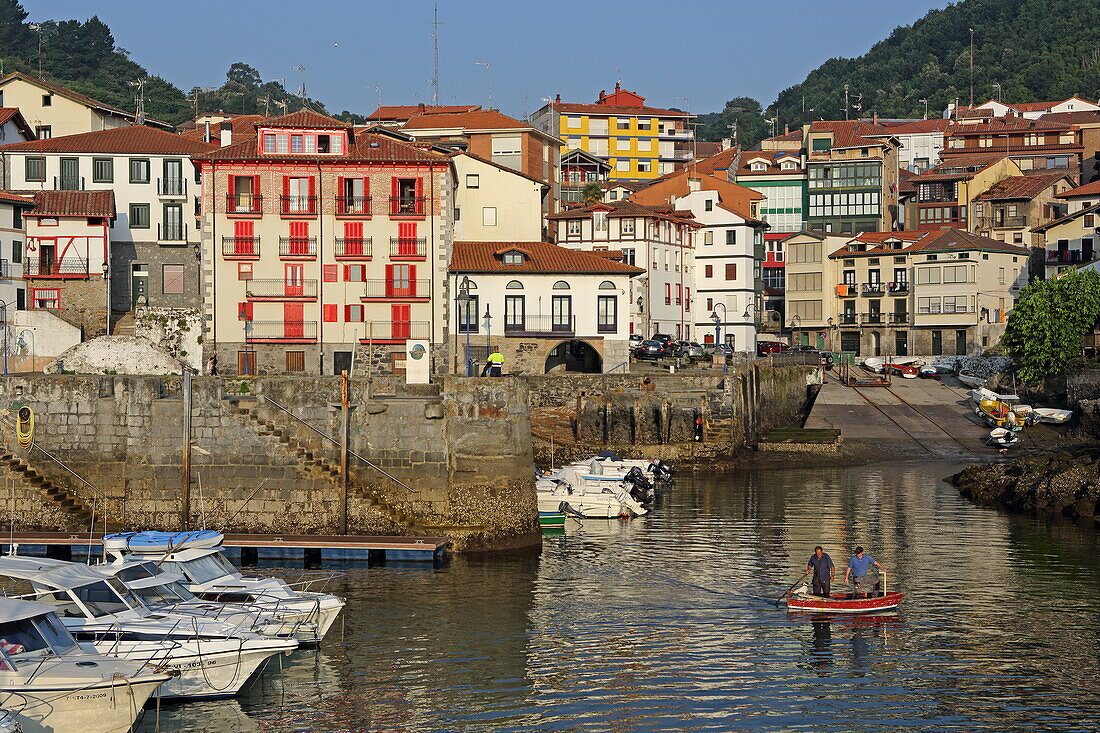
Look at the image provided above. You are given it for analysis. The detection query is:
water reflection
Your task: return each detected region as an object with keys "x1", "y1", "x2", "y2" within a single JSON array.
[{"x1": 140, "y1": 461, "x2": 1100, "y2": 731}]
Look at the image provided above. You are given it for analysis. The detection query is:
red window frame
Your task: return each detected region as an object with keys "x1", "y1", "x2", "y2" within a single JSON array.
[
  {"x1": 322, "y1": 264, "x2": 338, "y2": 283},
  {"x1": 29, "y1": 287, "x2": 60, "y2": 309},
  {"x1": 391, "y1": 304, "x2": 412, "y2": 339},
  {"x1": 344, "y1": 304, "x2": 364, "y2": 322},
  {"x1": 322, "y1": 303, "x2": 338, "y2": 322},
  {"x1": 344, "y1": 264, "x2": 366, "y2": 282}
]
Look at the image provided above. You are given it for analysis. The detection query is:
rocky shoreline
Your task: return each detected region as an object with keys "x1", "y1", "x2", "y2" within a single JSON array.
[{"x1": 950, "y1": 445, "x2": 1100, "y2": 523}]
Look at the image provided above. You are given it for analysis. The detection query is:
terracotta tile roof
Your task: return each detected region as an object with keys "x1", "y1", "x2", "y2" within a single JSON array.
[
  {"x1": 194, "y1": 131, "x2": 445, "y2": 164},
  {"x1": 626, "y1": 170, "x2": 763, "y2": 222},
  {"x1": 887, "y1": 119, "x2": 952, "y2": 134},
  {"x1": 691, "y1": 146, "x2": 738, "y2": 175},
  {"x1": 907, "y1": 154, "x2": 1007, "y2": 183},
  {"x1": 809, "y1": 120, "x2": 896, "y2": 150},
  {"x1": 947, "y1": 116, "x2": 1076, "y2": 134},
  {"x1": 736, "y1": 149, "x2": 803, "y2": 176},
  {"x1": 366, "y1": 104, "x2": 482, "y2": 121},
  {"x1": 28, "y1": 190, "x2": 114, "y2": 218},
  {"x1": 0, "y1": 72, "x2": 172, "y2": 129},
  {"x1": 178, "y1": 115, "x2": 268, "y2": 143},
  {"x1": 0, "y1": 190, "x2": 32, "y2": 207},
  {"x1": 0, "y1": 124, "x2": 217, "y2": 156},
  {"x1": 1032, "y1": 202, "x2": 1100, "y2": 232},
  {"x1": 974, "y1": 173, "x2": 1070, "y2": 201},
  {"x1": 828, "y1": 230, "x2": 926, "y2": 258},
  {"x1": 548, "y1": 101, "x2": 690, "y2": 118},
  {"x1": 1057, "y1": 179, "x2": 1100, "y2": 199},
  {"x1": 898, "y1": 169, "x2": 917, "y2": 193},
  {"x1": 692, "y1": 141, "x2": 723, "y2": 158},
  {"x1": 1040, "y1": 111, "x2": 1100, "y2": 126},
  {"x1": 261, "y1": 108, "x2": 350, "y2": 129},
  {"x1": 402, "y1": 110, "x2": 530, "y2": 131},
  {"x1": 1009, "y1": 101, "x2": 1058, "y2": 112},
  {"x1": 913, "y1": 227, "x2": 1029, "y2": 254},
  {"x1": 0, "y1": 108, "x2": 33, "y2": 139},
  {"x1": 450, "y1": 240, "x2": 645, "y2": 275},
  {"x1": 761, "y1": 130, "x2": 803, "y2": 143},
  {"x1": 547, "y1": 199, "x2": 700, "y2": 225}
]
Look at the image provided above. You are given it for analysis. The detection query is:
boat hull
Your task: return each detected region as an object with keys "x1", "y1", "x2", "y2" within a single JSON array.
[
  {"x1": 536, "y1": 496, "x2": 641, "y2": 518},
  {"x1": 786, "y1": 591, "x2": 905, "y2": 614},
  {"x1": 538, "y1": 512, "x2": 566, "y2": 529},
  {"x1": 0, "y1": 675, "x2": 167, "y2": 733}
]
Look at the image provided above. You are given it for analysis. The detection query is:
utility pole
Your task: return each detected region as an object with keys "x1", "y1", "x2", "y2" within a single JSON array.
[
  {"x1": 365, "y1": 85, "x2": 381, "y2": 112},
  {"x1": 290, "y1": 66, "x2": 307, "y2": 107},
  {"x1": 844, "y1": 84, "x2": 850, "y2": 121},
  {"x1": 29, "y1": 24, "x2": 43, "y2": 79},
  {"x1": 474, "y1": 61, "x2": 493, "y2": 108},
  {"x1": 429, "y1": 4, "x2": 443, "y2": 105},
  {"x1": 969, "y1": 28, "x2": 975, "y2": 108},
  {"x1": 129, "y1": 79, "x2": 145, "y2": 125},
  {"x1": 181, "y1": 369, "x2": 192, "y2": 530}
]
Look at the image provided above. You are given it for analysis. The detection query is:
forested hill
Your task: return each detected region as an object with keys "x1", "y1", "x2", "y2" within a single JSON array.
[
  {"x1": 772, "y1": 0, "x2": 1100, "y2": 123},
  {"x1": 0, "y1": 0, "x2": 333, "y2": 125}
]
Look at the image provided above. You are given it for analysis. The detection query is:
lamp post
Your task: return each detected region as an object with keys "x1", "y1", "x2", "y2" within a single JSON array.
[
  {"x1": 710, "y1": 302, "x2": 727, "y2": 372},
  {"x1": 919, "y1": 98, "x2": 929, "y2": 120},
  {"x1": 457, "y1": 276, "x2": 474, "y2": 376},
  {"x1": 101, "y1": 260, "x2": 110, "y2": 336},
  {"x1": 826, "y1": 317, "x2": 835, "y2": 353},
  {"x1": 789, "y1": 314, "x2": 802, "y2": 346},
  {"x1": 482, "y1": 304, "x2": 492, "y2": 357}
]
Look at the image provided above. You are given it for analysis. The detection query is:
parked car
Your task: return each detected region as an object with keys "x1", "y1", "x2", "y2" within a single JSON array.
[
  {"x1": 757, "y1": 341, "x2": 789, "y2": 356},
  {"x1": 634, "y1": 340, "x2": 667, "y2": 360},
  {"x1": 629, "y1": 334, "x2": 643, "y2": 350},
  {"x1": 651, "y1": 333, "x2": 674, "y2": 349},
  {"x1": 704, "y1": 343, "x2": 733, "y2": 358},
  {"x1": 672, "y1": 341, "x2": 705, "y2": 358}
]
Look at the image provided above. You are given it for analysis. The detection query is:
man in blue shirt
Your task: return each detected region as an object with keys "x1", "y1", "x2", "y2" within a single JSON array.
[
  {"x1": 806, "y1": 546, "x2": 834, "y2": 597},
  {"x1": 844, "y1": 546, "x2": 886, "y2": 594}
]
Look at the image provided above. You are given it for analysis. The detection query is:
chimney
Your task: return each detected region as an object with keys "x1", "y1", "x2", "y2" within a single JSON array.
[
  {"x1": 598, "y1": 90, "x2": 607, "y2": 103},
  {"x1": 219, "y1": 121, "x2": 232, "y2": 147},
  {"x1": 418, "y1": 103, "x2": 426, "y2": 112},
  {"x1": 555, "y1": 93, "x2": 561, "y2": 103},
  {"x1": 873, "y1": 113, "x2": 878, "y2": 125},
  {"x1": 688, "y1": 177, "x2": 701, "y2": 192},
  {"x1": 721, "y1": 137, "x2": 731, "y2": 150},
  {"x1": 203, "y1": 121, "x2": 211, "y2": 143},
  {"x1": 615, "y1": 81, "x2": 621, "y2": 92}
]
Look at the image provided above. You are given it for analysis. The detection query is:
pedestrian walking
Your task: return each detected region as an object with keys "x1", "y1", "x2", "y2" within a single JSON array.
[
  {"x1": 207, "y1": 352, "x2": 219, "y2": 376},
  {"x1": 481, "y1": 347, "x2": 503, "y2": 377}
]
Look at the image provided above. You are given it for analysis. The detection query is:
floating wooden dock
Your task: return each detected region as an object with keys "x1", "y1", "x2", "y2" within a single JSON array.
[{"x1": 0, "y1": 532, "x2": 450, "y2": 565}]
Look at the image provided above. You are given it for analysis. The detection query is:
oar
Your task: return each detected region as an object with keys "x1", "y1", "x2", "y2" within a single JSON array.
[{"x1": 774, "y1": 571, "x2": 810, "y2": 606}]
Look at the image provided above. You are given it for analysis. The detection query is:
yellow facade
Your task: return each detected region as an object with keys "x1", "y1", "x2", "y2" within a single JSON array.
[{"x1": 555, "y1": 113, "x2": 683, "y2": 182}]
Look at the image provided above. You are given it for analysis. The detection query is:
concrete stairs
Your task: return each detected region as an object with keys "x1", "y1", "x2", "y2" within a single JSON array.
[
  {"x1": 0, "y1": 451, "x2": 95, "y2": 525},
  {"x1": 705, "y1": 403, "x2": 733, "y2": 443},
  {"x1": 226, "y1": 400, "x2": 427, "y2": 532},
  {"x1": 112, "y1": 312, "x2": 136, "y2": 336}
]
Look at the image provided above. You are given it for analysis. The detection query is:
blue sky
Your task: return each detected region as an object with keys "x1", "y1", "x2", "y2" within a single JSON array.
[{"x1": 30, "y1": 0, "x2": 949, "y2": 117}]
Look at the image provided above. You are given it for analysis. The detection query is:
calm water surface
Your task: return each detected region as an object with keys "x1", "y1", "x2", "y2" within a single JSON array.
[{"x1": 138, "y1": 462, "x2": 1100, "y2": 732}]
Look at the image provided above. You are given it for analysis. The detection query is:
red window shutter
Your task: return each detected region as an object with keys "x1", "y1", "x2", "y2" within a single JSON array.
[
  {"x1": 398, "y1": 222, "x2": 416, "y2": 238},
  {"x1": 343, "y1": 265, "x2": 351, "y2": 281},
  {"x1": 392, "y1": 304, "x2": 411, "y2": 339},
  {"x1": 344, "y1": 221, "x2": 363, "y2": 238},
  {"x1": 391, "y1": 176, "x2": 399, "y2": 198},
  {"x1": 234, "y1": 221, "x2": 253, "y2": 237},
  {"x1": 344, "y1": 304, "x2": 352, "y2": 321},
  {"x1": 322, "y1": 264, "x2": 337, "y2": 282},
  {"x1": 290, "y1": 220, "x2": 308, "y2": 237},
  {"x1": 282, "y1": 176, "x2": 290, "y2": 199},
  {"x1": 308, "y1": 176, "x2": 316, "y2": 207},
  {"x1": 323, "y1": 304, "x2": 338, "y2": 322},
  {"x1": 414, "y1": 177, "x2": 424, "y2": 211}
]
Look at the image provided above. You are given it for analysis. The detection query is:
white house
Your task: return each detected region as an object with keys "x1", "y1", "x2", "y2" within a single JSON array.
[
  {"x1": 448, "y1": 240, "x2": 643, "y2": 374},
  {"x1": 450, "y1": 152, "x2": 547, "y2": 243},
  {"x1": 889, "y1": 119, "x2": 950, "y2": 173},
  {"x1": 0, "y1": 108, "x2": 35, "y2": 146},
  {"x1": 0, "y1": 125, "x2": 216, "y2": 321},
  {"x1": 0, "y1": 191, "x2": 31, "y2": 312}
]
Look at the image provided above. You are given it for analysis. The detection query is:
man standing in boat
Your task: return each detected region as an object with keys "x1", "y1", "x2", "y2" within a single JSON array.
[
  {"x1": 844, "y1": 546, "x2": 886, "y2": 594},
  {"x1": 806, "y1": 546, "x2": 835, "y2": 597}
]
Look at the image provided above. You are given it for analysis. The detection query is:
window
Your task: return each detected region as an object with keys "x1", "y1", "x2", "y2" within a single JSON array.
[
  {"x1": 789, "y1": 300, "x2": 823, "y2": 321},
  {"x1": 616, "y1": 160, "x2": 629, "y2": 172},
  {"x1": 345, "y1": 304, "x2": 364, "y2": 322},
  {"x1": 552, "y1": 280, "x2": 570, "y2": 290},
  {"x1": 263, "y1": 134, "x2": 276, "y2": 152},
  {"x1": 34, "y1": 125, "x2": 51, "y2": 139},
  {"x1": 30, "y1": 288, "x2": 60, "y2": 309},
  {"x1": 750, "y1": 162, "x2": 767, "y2": 172},
  {"x1": 915, "y1": 267, "x2": 940, "y2": 284},
  {"x1": 238, "y1": 262, "x2": 253, "y2": 280},
  {"x1": 552, "y1": 294, "x2": 572, "y2": 331},
  {"x1": 566, "y1": 220, "x2": 581, "y2": 237},
  {"x1": 491, "y1": 136, "x2": 522, "y2": 156},
  {"x1": 457, "y1": 293, "x2": 478, "y2": 333},
  {"x1": 129, "y1": 203, "x2": 150, "y2": 229},
  {"x1": 616, "y1": 118, "x2": 631, "y2": 130},
  {"x1": 567, "y1": 116, "x2": 581, "y2": 128},
  {"x1": 703, "y1": 231, "x2": 713, "y2": 245},
  {"x1": 637, "y1": 140, "x2": 652, "y2": 152},
  {"x1": 943, "y1": 264, "x2": 968, "y2": 284},
  {"x1": 597, "y1": 295, "x2": 617, "y2": 332},
  {"x1": 11, "y1": 241, "x2": 21, "y2": 264},
  {"x1": 788, "y1": 273, "x2": 822, "y2": 292},
  {"x1": 482, "y1": 207, "x2": 497, "y2": 226},
  {"x1": 285, "y1": 351, "x2": 305, "y2": 372},
  {"x1": 129, "y1": 158, "x2": 150, "y2": 184},
  {"x1": 92, "y1": 158, "x2": 113, "y2": 183},
  {"x1": 1085, "y1": 215, "x2": 1095, "y2": 228},
  {"x1": 998, "y1": 266, "x2": 1006, "y2": 285},
  {"x1": 345, "y1": 264, "x2": 367, "y2": 282},
  {"x1": 943, "y1": 296, "x2": 968, "y2": 313},
  {"x1": 25, "y1": 157, "x2": 44, "y2": 182},
  {"x1": 505, "y1": 294, "x2": 525, "y2": 331},
  {"x1": 704, "y1": 264, "x2": 713, "y2": 277},
  {"x1": 726, "y1": 230, "x2": 737, "y2": 246},
  {"x1": 162, "y1": 264, "x2": 185, "y2": 294},
  {"x1": 725, "y1": 263, "x2": 737, "y2": 280},
  {"x1": 637, "y1": 161, "x2": 651, "y2": 173},
  {"x1": 622, "y1": 248, "x2": 635, "y2": 265},
  {"x1": 466, "y1": 174, "x2": 479, "y2": 188},
  {"x1": 506, "y1": 279, "x2": 523, "y2": 289},
  {"x1": 705, "y1": 199, "x2": 713, "y2": 212},
  {"x1": 502, "y1": 251, "x2": 524, "y2": 265},
  {"x1": 917, "y1": 297, "x2": 942, "y2": 314},
  {"x1": 621, "y1": 218, "x2": 635, "y2": 235}
]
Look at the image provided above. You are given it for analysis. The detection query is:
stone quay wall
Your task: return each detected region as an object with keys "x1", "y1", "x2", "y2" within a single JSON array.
[{"x1": 0, "y1": 374, "x2": 537, "y2": 550}]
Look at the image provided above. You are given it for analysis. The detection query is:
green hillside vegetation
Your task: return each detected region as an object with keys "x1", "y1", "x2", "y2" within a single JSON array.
[{"x1": 699, "y1": 0, "x2": 1100, "y2": 145}]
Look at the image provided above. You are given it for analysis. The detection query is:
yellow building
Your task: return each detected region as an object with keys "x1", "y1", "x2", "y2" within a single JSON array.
[{"x1": 530, "y1": 83, "x2": 693, "y2": 183}]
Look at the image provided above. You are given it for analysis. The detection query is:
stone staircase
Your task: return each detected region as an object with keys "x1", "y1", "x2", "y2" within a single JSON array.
[
  {"x1": 0, "y1": 451, "x2": 95, "y2": 525},
  {"x1": 225, "y1": 399, "x2": 426, "y2": 532},
  {"x1": 112, "y1": 312, "x2": 136, "y2": 336},
  {"x1": 705, "y1": 402, "x2": 733, "y2": 443}
]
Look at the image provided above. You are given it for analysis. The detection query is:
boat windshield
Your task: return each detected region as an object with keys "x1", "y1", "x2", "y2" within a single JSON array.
[
  {"x1": 134, "y1": 581, "x2": 194, "y2": 606},
  {"x1": 33, "y1": 613, "x2": 78, "y2": 656},
  {"x1": 0, "y1": 617, "x2": 58, "y2": 664},
  {"x1": 113, "y1": 563, "x2": 160, "y2": 582},
  {"x1": 180, "y1": 554, "x2": 238, "y2": 584},
  {"x1": 70, "y1": 580, "x2": 139, "y2": 618}
]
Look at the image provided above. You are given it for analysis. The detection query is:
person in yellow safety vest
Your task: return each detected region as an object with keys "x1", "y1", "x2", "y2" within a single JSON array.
[{"x1": 481, "y1": 348, "x2": 504, "y2": 377}]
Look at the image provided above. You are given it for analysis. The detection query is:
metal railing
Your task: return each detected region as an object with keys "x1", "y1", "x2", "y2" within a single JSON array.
[
  {"x1": 335, "y1": 195, "x2": 371, "y2": 216},
  {"x1": 838, "y1": 313, "x2": 858, "y2": 325},
  {"x1": 389, "y1": 237, "x2": 427, "y2": 258},
  {"x1": 245, "y1": 320, "x2": 318, "y2": 340},
  {"x1": 389, "y1": 196, "x2": 426, "y2": 216},
  {"x1": 887, "y1": 282, "x2": 909, "y2": 294},
  {"x1": 23, "y1": 258, "x2": 88, "y2": 277},
  {"x1": 279, "y1": 236, "x2": 317, "y2": 257},
  {"x1": 54, "y1": 176, "x2": 84, "y2": 191},
  {"x1": 245, "y1": 279, "x2": 318, "y2": 298},
  {"x1": 361, "y1": 320, "x2": 430, "y2": 340},
  {"x1": 158, "y1": 223, "x2": 187, "y2": 242},
  {"x1": 363, "y1": 278, "x2": 430, "y2": 299},
  {"x1": 1048, "y1": 249, "x2": 1093, "y2": 263},
  {"x1": 226, "y1": 193, "x2": 263, "y2": 214},
  {"x1": 502, "y1": 314, "x2": 575, "y2": 335},
  {"x1": 978, "y1": 215, "x2": 1027, "y2": 229},
  {"x1": 861, "y1": 282, "x2": 886, "y2": 295},
  {"x1": 158, "y1": 177, "x2": 186, "y2": 196},
  {"x1": 335, "y1": 237, "x2": 373, "y2": 258},
  {"x1": 221, "y1": 236, "x2": 260, "y2": 256},
  {"x1": 280, "y1": 195, "x2": 317, "y2": 215}
]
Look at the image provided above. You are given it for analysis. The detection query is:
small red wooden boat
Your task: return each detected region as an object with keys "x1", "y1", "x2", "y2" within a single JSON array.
[{"x1": 785, "y1": 589, "x2": 905, "y2": 614}]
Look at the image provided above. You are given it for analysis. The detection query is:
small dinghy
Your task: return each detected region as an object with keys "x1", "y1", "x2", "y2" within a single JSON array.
[
  {"x1": 976, "y1": 399, "x2": 1026, "y2": 430},
  {"x1": 784, "y1": 573, "x2": 904, "y2": 614},
  {"x1": 988, "y1": 427, "x2": 1020, "y2": 447},
  {"x1": 860, "y1": 357, "x2": 885, "y2": 374},
  {"x1": 886, "y1": 362, "x2": 919, "y2": 379},
  {"x1": 970, "y1": 387, "x2": 1020, "y2": 405},
  {"x1": 103, "y1": 529, "x2": 224, "y2": 554},
  {"x1": 957, "y1": 369, "x2": 986, "y2": 388},
  {"x1": 1034, "y1": 407, "x2": 1073, "y2": 424},
  {"x1": 918, "y1": 366, "x2": 940, "y2": 379}
]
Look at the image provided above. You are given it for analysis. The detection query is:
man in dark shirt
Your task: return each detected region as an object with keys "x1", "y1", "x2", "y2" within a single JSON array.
[{"x1": 806, "y1": 546, "x2": 835, "y2": 597}]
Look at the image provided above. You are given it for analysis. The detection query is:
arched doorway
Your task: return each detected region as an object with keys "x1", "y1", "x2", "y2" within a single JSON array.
[
  {"x1": 871, "y1": 331, "x2": 881, "y2": 356},
  {"x1": 545, "y1": 340, "x2": 602, "y2": 373}
]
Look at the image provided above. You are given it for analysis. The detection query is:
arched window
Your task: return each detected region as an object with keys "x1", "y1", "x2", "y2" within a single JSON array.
[
  {"x1": 552, "y1": 280, "x2": 570, "y2": 290},
  {"x1": 505, "y1": 280, "x2": 524, "y2": 289},
  {"x1": 598, "y1": 280, "x2": 616, "y2": 290}
]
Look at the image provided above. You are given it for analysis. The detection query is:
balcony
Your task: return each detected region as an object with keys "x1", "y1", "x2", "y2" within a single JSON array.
[
  {"x1": 977, "y1": 215, "x2": 1027, "y2": 229},
  {"x1": 1047, "y1": 249, "x2": 1094, "y2": 264},
  {"x1": 660, "y1": 128, "x2": 693, "y2": 139},
  {"x1": 279, "y1": 236, "x2": 317, "y2": 258},
  {"x1": 861, "y1": 312, "x2": 885, "y2": 326},
  {"x1": 835, "y1": 283, "x2": 858, "y2": 297},
  {"x1": 363, "y1": 278, "x2": 431, "y2": 300},
  {"x1": 838, "y1": 313, "x2": 858, "y2": 326},
  {"x1": 360, "y1": 320, "x2": 430, "y2": 342},
  {"x1": 221, "y1": 236, "x2": 260, "y2": 258},
  {"x1": 888, "y1": 282, "x2": 909, "y2": 295},
  {"x1": 245, "y1": 320, "x2": 317, "y2": 342},
  {"x1": 389, "y1": 196, "x2": 426, "y2": 216},
  {"x1": 226, "y1": 193, "x2": 263, "y2": 215},
  {"x1": 244, "y1": 279, "x2": 318, "y2": 299},
  {"x1": 389, "y1": 237, "x2": 427, "y2": 259},
  {"x1": 158, "y1": 223, "x2": 187, "y2": 243},
  {"x1": 502, "y1": 314, "x2": 575, "y2": 336},
  {"x1": 157, "y1": 177, "x2": 187, "y2": 197},
  {"x1": 23, "y1": 258, "x2": 89, "y2": 278},
  {"x1": 335, "y1": 237, "x2": 373, "y2": 259},
  {"x1": 861, "y1": 282, "x2": 886, "y2": 295},
  {"x1": 888, "y1": 312, "x2": 910, "y2": 325},
  {"x1": 336, "y1": 195, "x2": 372, "y2": 216},
  {"x1": 280, "y1": 195, "x2": 317, "y2": 216}
]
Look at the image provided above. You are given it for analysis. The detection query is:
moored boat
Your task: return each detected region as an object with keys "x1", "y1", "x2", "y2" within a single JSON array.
[
  {"x1": 885, "y1": 362, "x2": 919, "y2": 379},
  {"x1": 860, "y1": 357, "x2": 885, "y2": 374},
  {"x1": 988, "y1": 427, "x2": 1020, "y2": 447},
  {"x1": 957, "y1": 369, "x2": 986, "y2": 388},
  {"x1": 785, "y1": 589, "x2": 906, "y2": 614},
  {"x1": 1034, "y1": 407, "x2": 1073, "y2": 424},
  {"x1": 976, "y1": 399, "x2": 1026, "y2": 430},
  {"x1": 538, "y1": 511, "x2": 566, "y2": 530}
]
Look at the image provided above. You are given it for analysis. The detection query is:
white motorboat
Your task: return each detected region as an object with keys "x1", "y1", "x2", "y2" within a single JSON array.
[
  {"x1": 0, "y1": 596, "x2": 171, "y2": 733},
  {"x1": 1034, "y1": 407, "x2": 1073, "y2": 424},
  {"x1": 957, "y1": 369, "x2": 986, "y2": 389},
  {"x1": 0, "y1": 556, "x2": 298, "y2": 700},
  {"x1": 536, "y1": 467, "x2": 647, "y2": 518},
  {"x1": 861, "y1": 357, "x2": 885, "y2": 374},
  {"x1": 970, "y1": 387, "x2": 1020, "y2": 404},
  {"x1": 103, "y1": 532, "x2": 345, "y2": 643},
  {"x1": 588, "y1": 453, "x2": 674, "y2": 482},
  {"x1": 988, "y1": 428, "x2": 1020, "y2": 447}
]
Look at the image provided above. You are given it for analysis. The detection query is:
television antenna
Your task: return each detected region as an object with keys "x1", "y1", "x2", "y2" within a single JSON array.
[
  {"x1": 428, "y1": 4, "x2": 445, "y2": 105},
  {"x1": 474, "y1": 61, "x2": 493, "y2": 107}
]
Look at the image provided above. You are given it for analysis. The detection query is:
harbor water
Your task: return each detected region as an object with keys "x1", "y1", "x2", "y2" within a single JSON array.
[{"x1": 138, "y1": 461, "x2": 1100, "y2": 731}]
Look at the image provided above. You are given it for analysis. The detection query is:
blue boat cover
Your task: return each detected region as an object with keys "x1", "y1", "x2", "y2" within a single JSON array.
[{"x1": 103, "y1": 529, "x2": 224, "y2": 551}]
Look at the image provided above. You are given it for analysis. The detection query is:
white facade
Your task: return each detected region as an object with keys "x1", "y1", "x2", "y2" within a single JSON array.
[
  {"x1": 0, "y1": 73, "x2": 164, "y2": 138},
  {"x1": 0, "y1": 197, "x2": 28, "y2": 313},
  {"x1": 451, "y1": 153, "x2": 545, "y2": 242},
  {"x1": 895, "y1": 131, "x2": 944, "y2": 173}
]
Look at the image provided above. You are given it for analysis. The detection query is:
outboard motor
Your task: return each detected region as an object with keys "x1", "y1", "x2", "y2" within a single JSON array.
[
  {"x1": 588, "y1": 458, "x2": 604, "y2": 475},
  {"x1": 557, "y1": 501, "x2": 587, "y2": 520},
  {"x1": 624, "y1": 466, "x2": 655, "y2": 503}
]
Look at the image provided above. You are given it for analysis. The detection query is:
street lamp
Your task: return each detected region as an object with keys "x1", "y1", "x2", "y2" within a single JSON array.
[
  {"x1": 826, "y1": 317, "x2": 835, "y2": 353},
  {"x1": 992, "y1": 83, "x2": 1001, "y2": 102},
  {"x1": 789, "y1": 314, "x2": 802, "y2": 346},
  {"x1": 457, "y1": 276, "x2": 474, "y2": 376},
  {"x1": 710, "y1": 302, "x2": 727, "y2": 371},
  {"x1": 482, "y1": 304, "x2": 492, "y2": 357},
  {"x1": 919, "y1": 98, "x2": 929, "y2": 120},
  {"x1": 101, "y1": 260, "x2": 110, "y2": 336}
]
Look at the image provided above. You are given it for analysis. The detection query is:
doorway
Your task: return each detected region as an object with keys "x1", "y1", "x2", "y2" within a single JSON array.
[
  {"x1": 544, "y1": 340, "x2": 602, "y2": 373},
  {"x1": 131, "y1": 264, "x2": 149, "y2": 307},
  {"x1": 333, "y1": 351, "x2": 352, "y2": 375}
]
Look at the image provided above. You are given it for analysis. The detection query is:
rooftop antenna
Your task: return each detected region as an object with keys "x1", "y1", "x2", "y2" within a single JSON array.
[
  {"x1": 474, "y1": 61, "x2": 493, "y2": 108},
  {"x1": 844, "y1": 84, "x2": 849, "y2": 121},
  {"x1": 428, "y1": 4, "x2": 444, "y2": 105},
  {"x1": 28, "y1": 23, "x2": 43, "y2": 79},
  {"x1": 128, "y1": 79, "x2": 145, "y2": 125},
  {"x1": 290, "y1": 65, "x2": 307, "y2": 107},
  {"x1": 614, "y1": 68, "x2": 623, "y2": 86},
  {"x1": 968, "y1": 28, "x2": 975, "y2": 108},
  {"x1": 365, "y1": 84, "x2": 381, "y2": 112}
]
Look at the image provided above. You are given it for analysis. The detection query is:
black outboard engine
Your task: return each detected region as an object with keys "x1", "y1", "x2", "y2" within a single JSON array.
[
  {"x1": 624, "y1": 466, "x2": 655, "y2": 503},
  {"x1": 649, "y1": 460, "x2": 674, "y2": 483}
]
